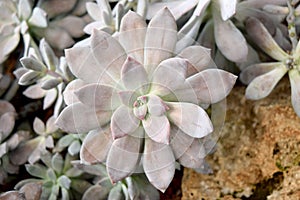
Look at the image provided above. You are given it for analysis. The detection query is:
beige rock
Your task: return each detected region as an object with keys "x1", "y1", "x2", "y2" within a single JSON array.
[{"x1": 182, "y1": 78, "x2": 300, "y2": 200}]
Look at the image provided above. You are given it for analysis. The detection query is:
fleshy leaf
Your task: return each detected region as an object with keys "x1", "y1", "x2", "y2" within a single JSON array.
[
  {"x1": 107, "y1": 135, "x2": 141, "y2": 183},
  {"x1": 20, "y1": 57, "x2": 47, "y2": 72},
  {"x1": 80, "y1": 128, "x2": 112, "y2": 164},
  {"x1": 169, "y1": 126, "x2": 194, "y2": 159},
  {"x1": 33, "y1": 117, "x2": 45, "y2": 135},
  {"x1": 39, "y1": 39, "x2": 58, "y2": 70},
  {"x1": 143, "y1": 139, "x2": 175, "y2": 192},
  {"x1": 151, "y1": 58, "x2": 187, "y2": 96},
  {"x1": 217, "y1": 0, "x2": 237, "y2": 21},
  {"x1": 142, "y1": 115, "x2": 170, "y2": 144},
  {"x1": 289, "y1": 69, "x2": 300, "y2": 117},
  {"x1": 178, "y1": 139, "x2": 206, "y2": 168},
  {"x1": 111, "y1": 105, "x2": 140, "y2": 139},
  {"x1": 56, "y1": 102, "x2": 111, "y2": 133},
  {"x1": 167, "y1": 102, "x2": 213, "y2": 138},
  {"x1": 28, "y1": 7, "x2": 47, "y2": 28},
  {"x1": 63, "y1": 79, "x2": 86, "y2": 105},
  {"x1": 119, "y1": 11, "x2": 147, "y2": 64},
  {"x1": 240, "y1": 62, "x2": 280, "y2": 84},
  {"x1": 177, "y1": 46, "x2": 211, "y2": 73},
  {"x1": 246, "y1": 64, "x2": 287, "y2": 100},
  {"x1": 214, "y1": 13, "x2": 248, "y2": 62},
  {"x1": 144, "y1": 7, "x2": 177, "y2": 75},
  {"x1": 245, "y1": 17, "x2": 289, "y2": 61},
  {"x1": 121, "y1": 57, "x2": 148, "y2": 92},
  {"x1": 177, "y1": 69, "x2": 237, "y2": 104},
  {"x1": 75, "y1": 83, "x2": 120, "y2": 111}
]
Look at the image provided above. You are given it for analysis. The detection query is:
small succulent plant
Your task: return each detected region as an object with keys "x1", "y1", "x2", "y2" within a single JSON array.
[
  {"x1": 0, "y1": 0, "x2": 48, "y2": 63},
  {"x1": 240, "y1": 0, "x2": 300, "y2": 117},
  {"x1": 56, "y1": 8, "x2": 237, "y2": 192},
  {"x1": 15, "y1": 152, "x2": 90, "y2": 200}
]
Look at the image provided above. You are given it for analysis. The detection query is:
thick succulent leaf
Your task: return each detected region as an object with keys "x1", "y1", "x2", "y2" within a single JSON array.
[
  {"x1": 147, "y1": 95, "x2": 168, "y2": 116},
  {"x1": 240, "y1": 62, "x2": 280, "y2": 85},
  {"x1": 0, "y1": 191, "x2": 25, "y2": 200},
  {"x1": 121, "y1": 57, "x2": 148, "y2": 92},
  {"x1": 63, "y1": 79, "x2": 86, "y2": 105},
  {"x1": 107, "y1": 135, "x2": 142, "y2": 183},
  {"x1": 0, "y1": 100, "x2": 16, "y2": 115},
  {"x1": 194, "y1": 0, "x2": 211, "y2": 16},
  {"x1": 20, "y1": 57, "x2": 47, "y2": 72},
  {"x1": 169, "y1": 126, "x2": 194, "y2": 159},
  {"x1": 82, "y1": 185, "x2": 111, "y2": 200},
  {"x1": 289, "y1": 69, "x2": 300, "y2": 117},
  {"x1": 75, "y1": 83, "x2": 120, "y2": 111},
  {"x1": 146, "y1": 0, "x2": 198, "y2": 20},
  {"x1": 177, "y1": 46, "x2": 211, "y2": 73},
  {"x1": 90, "y1": 29, "x2": 127, "y2": 82},
  {"x1": 86, "y1": 2, "x2": 102, "y2": 21},
  {"x1": 178, "y1": 139, "x2": 206, "y2": 168},
  {"x1": 0, "y1": 112, "x2": 15, "y2": 140},
  {"x1": 214, "y1": 14, "x2": 248, "y2": 62},
  {"x1": 39, "y1": 39, "x2": 58, "y2": 70},
  {"x1": 18, "y1": 0, "x2": 32, "y2": 20},
  {"x1": 0, "y1": 33, "x2": 20, "y2": 63},
  {"x1": 44, "y1": 27, "x2": 74, "y2": 50},
  {"x1": 37, "y1": 0, "x2": 76, "y2": 18},
  {"x1": 68, "y1": 140, "x2": 81, "y2": 156},
  {"x1": 43, "y1": 88, "x2": 57, "y2": 110},
  {"x1": 108, "y1": 184, "x2": 123, "y2": 200},
  {"x1": 144, "y1": 7, "x2": 177, "y2": 75},
  {"x1": 80, "y1": 128, "x2": 112, "y2": 164},
  {"x1": 55, "y1": 102, "x2": 111, "y2": 133},
  {"x1": 118, "y1": 91, "x2": 139, "y2": 107},
  {"x1": 84, "y1": 21, "x2": 112, "y2": 35},
  {"x1": 33, "y1": 117, "x2": 45, "y2": 135},
  {"x1": 167, "y1": 102, "x2": 213, "y2": 138},
  {"x1": 28, "y1": 7, "x2": 47, "y2": 28},
  {"x1": 177, "y1": 69, "x2": 237, "y2": 104},
  {"x1": 142, "y1": 115, "x2": 170, "y2": 144},
  {"x1": 111, "y1": 105, "x2": 140, "y2": 139},
  {"x1": 55, "y1": 16, "x2": 85, "y2": 38},
  {"x1": 10, "y1": 138, "x2": 40, "y2": 165},
  {"x1": 237, "y1": 44, "x2": 260, "y2": 71},
  {"x1": 19, "y1": 182, "x2": 42, "y2": 200},
  {"x1": 245, "y1": 64, "x2": 287, "y2": 100},
  {"x1": 51, "y1": 153, "x2": 63, "y2": 174},
  {"x1": 151, "y1": 58, "x2": 187, "y2": 96},
  {"x1": 245, "y1": 17, "x2": 289, "y2": 61},
  {"x1": 119, "y1": 11, "x2": 147, "y2": 64},
  {"x1": 216, "y1": 0, "x2": 237, "y2": 21},
  {"x1": 143, "y1": 139, "x2": 175, "y2": 192},
  {"x1": 25, "y1": 164, "x2": 47, "y2": 179}
]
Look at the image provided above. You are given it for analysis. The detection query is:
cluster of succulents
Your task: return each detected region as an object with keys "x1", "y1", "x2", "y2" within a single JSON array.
[{"x1": 1, "y1": 0, "x2": 300, "y2": 199}]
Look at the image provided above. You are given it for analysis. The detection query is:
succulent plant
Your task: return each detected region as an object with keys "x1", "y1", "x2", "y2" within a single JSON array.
[
  {"x1": 56, "y1": 8, "x2": 237, "y2": 192},
  {"x1": 74, "y1": 162, "x2": 160, "y2": 200},
  {"x1": 13, "y1": 39, "x2": 73, "y2": 115},
  {"x1": 240, "y1": 0, "x2": 300, "y2": 117},
  {"x1": 0, "y1": 0, "x2": 48, "y2": 63},
  {"x1": 14, "y1": 152, "x2": 91, "y2": 200}
]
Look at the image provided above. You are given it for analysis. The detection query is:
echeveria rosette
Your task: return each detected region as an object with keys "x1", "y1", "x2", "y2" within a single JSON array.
[
  {"x1": 56, "y1": 8, "x2": 237, "y2": 192},
  {"x1": 241, "y1": 16, "x2": 300, "y2": 117}
]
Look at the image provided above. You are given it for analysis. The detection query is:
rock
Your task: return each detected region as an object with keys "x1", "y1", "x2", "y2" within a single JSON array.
[{"x1": 182, "y1": 77, "x2": 300, "y2": 199}]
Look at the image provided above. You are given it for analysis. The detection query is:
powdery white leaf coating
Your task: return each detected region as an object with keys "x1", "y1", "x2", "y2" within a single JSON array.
[
  {"x1": 167, "y1": 102, "x2": 213, "y2": 138},
  {"x1": 176, "y1": 69, "x2": 237, "y2": 104},
  {"x1": 240, "y1": 62, "x2": 281, "y2": 85},
  {"x1": 289, "y1": 69, "x2": 300, "y2": 117},
  {"x1": 246, "y1": 17, "x2": 289, "y2": 61},
  {"x1": 63, "y1": 79, "x2": 86, "y2": 105},
  {"x1": 150, "y1": 58, "x2": 187, "y2": 96},
  {"x1": 44, "y1": 27, "x2": 74, "y2": 50},
  {"x1": 178, "y1": 139, "x2": 206, "y2": 168},
  {"x1": 54, "y1": 16, "x2": 85, "y2": 38},
  {"x1": 33, "y1": 117, "x2": 45, "y2": 135},
  {"x1": 23, "y1": 84, "x2": 46, "y2": 99},
  {"x1": 107, "y1": 135, "x2": 142, "y2": 183},
  {"x1": 0, "y1": 112, "x2": 15, "y2": 141},
  {"x1": 43, "y1": 88, "x2": 57, "y2": 110},
  {"x1": 28, "y1": 7, "x2": 47, "y2": 28},
  {"x1": 56, "y1": 102, "x2": 111, "y2": 133},
  {"x1": 214, "y1": 13, "x2": 248, "y2": 62},
  {"x1": 142, "y1": 115, "x2": 170, "y2": 144},
  {"x1": 80, "y1": 128, "x2": 112, "y2": 164},
  {"x1": 246, "y1": 64, "x2": 288, "y2": 100},
  {"x1": 169, "y1": 126, "x2": 194, "y2": 159},
  {"x1": 216, "y1": 0, "x2": 237, "y2": 21},
  {"x1": 144, "y1": 7, "x2": 177, "y2": 75},
  {"x1": 119, "y1": 11, "x2": 147, "y2": 64},
  {"x1": 86, "y1": 2, "x2": 102, "y2": 21},
  {"x1": 143, "y1": 139, "x2": 175, "y2": 193},
  {"x1": 20, "y1": 57, "x2": 46, "y2": 72},
  {"x1": 177, "y1": 46, "x2": 211, "y2": 73},
  {"x1": 75, "y1": 84, "x2": 120, "y2": 111},
  {"x1": 111, "y1": 105, "x2": 140, "y2": 139},
  {"x1": 121, "y1": 57, "x2": 148, "y2": 92},
  {"x1": 39, "y1": 39, "x2": 58, "y2": 70}
]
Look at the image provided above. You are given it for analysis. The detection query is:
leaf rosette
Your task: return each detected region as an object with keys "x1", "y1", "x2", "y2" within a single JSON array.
[{"x1": 56, "y1": 8, "x2": 237, "y2": 192}]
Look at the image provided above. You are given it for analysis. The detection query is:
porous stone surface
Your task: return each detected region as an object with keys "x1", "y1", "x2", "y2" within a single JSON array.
[{"x1": 182, "y1": 78, "x2": 300, "y2": 200}]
